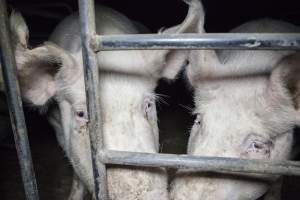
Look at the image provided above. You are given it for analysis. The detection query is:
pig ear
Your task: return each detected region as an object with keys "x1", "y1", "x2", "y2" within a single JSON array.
[
  {"x1": 97, "y1": 0, "x2": 202, "y2": 80},
  {"x1": 270, "y1": 53, "x2": 300, "y2": 125},
  {"x1": 146, "y1": 0, "x2": 203, "y2": 79},
  {"x1": 10, "y1": 11, "x2": 29, "y2": 48},
  {"x1": 17, "y1": 44, "x2": 78, "y2": 106},
  {"x1": 10, "y1": 12, "x2": 76, "y2": 106},
  {"x1": 183, "y1": 0, "x2": 223, "y2": 86}
]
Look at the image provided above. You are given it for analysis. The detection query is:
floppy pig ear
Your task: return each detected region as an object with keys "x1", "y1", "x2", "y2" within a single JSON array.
[
  {"x1": 96, "y1": 0, "x2": 202, "y2": 80},
  {"x1": 10, "y1": 12, "x2": 76, "y2": 106},
  {"x1": 10, "y1": 11, "x2": 29, "y2": 48},
  {"x1": 270, "y1": 53, "x2": 300, "y2": 125},
  {"x1": 146, "y1": 0, "x2": 203, "y2": 79},
  {"x1": 16, "y1": 45, "x2": 61, "y2": 106}
]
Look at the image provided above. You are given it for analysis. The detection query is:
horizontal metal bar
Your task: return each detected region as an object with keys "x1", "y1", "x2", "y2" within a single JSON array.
[
  {"x1": 95, "y1": 33, "x2": 300, "y2": 51},
  {"x1": 100, "y1": 150, "x2": 300, "y2": 176}
]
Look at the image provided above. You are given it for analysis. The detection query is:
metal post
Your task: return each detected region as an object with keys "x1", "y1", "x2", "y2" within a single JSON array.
[
  {"x1": 78, "y1": 0, "x2": 107, "y2": 199},
  {"x1": 95, "y1": 33, "x2": 300, "y2": 51},
  {"x1": 0, "y1": 0, "x2": 39, "y2": 199}
]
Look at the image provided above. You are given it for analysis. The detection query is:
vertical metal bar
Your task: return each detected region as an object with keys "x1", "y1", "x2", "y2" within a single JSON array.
[
  {"x1": 0, "y1": 0, "x2": 39, "y2": 200},
  {"x1": 78, "y1": 0, "x2": 108, "y2": 199}
]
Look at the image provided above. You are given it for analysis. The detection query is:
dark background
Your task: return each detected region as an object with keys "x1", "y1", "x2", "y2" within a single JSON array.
[
  {"x1": 6, "y1": 0, "x2": 300, "y2": 43},
  {"x1": 0, "y1": 0, "x2": 300, "y2": 199}
]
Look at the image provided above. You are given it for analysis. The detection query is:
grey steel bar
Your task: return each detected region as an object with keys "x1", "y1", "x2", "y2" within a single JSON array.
[
  {"x1": 101, "y1": 150, "x2": 300, "y2": 176},
  {"x1": 0, "y1": 0, "x2": 39, "y2": 199},
  {"x1": 95, "y1": 33, "x2": 300, "y2": 51},
  {"x1": 78, "y1": 0, "x2": 107, "y2": 199}
]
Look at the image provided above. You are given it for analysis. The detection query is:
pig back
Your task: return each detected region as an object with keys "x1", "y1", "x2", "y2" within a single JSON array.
[
  {"x1": 216, "y1": 19, "x2": 300, "y2": 76},
  {"x1": 50, "y1": 5, "x2": 139, "y2": 54}
]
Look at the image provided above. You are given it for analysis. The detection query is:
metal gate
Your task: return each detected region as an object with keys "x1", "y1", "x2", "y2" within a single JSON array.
[{"x1": 1, "y1": 0, "x2": 300, "y2": 199}]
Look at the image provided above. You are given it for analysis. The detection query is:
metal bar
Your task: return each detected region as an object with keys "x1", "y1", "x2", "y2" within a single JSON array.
[
  {"x1": 95, "y1": 33, "x2": 300, "y2": 51},
  {"x1": 78, "y1": 0, "x2": 107, "y2": 199},
  {"x1": 0, "y1": 0, "x2": 39, "y2": 199},
  {"x1": 101, "y1": 150, "x2": 300, "y2": 176}
]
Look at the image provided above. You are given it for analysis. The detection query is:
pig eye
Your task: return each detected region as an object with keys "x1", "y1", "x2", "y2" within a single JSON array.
[
  {"x1": 244, "y1": 137, "x2": 273, "y2": 158},
  {"x1": 143, "y1": 96, "x2": 156, "y2": 122},
  {"x1": 76, "y1": 111, "x2": 85, "y2": 118},
  {"x1": 248, "y1": 141, "x2": 264, "y2": 151},
  {"x1": 146, "y1": 102, "x2": 152, "y2": 110},
  {"x1": 194, "y1": 114, "x2": 202, "y2": 126},
  {"x1": 144, "y1": 98, "x2": 155, "y2": 115}
]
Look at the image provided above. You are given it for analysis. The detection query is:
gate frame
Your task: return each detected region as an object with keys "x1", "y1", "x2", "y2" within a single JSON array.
[
  {"x1": 78, "y1": 0, "x2": 300, "y2": 199},
  {"x1": 0, "y1": 0, "x2": 299, "y2": 199}
]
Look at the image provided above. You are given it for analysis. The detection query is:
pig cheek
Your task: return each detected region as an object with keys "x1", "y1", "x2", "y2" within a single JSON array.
[
  {"x1": 77, "y1": 120, "x2": 88, "y2": 135},
  {"x1": 143, "y1": 106, "x2": 158, "y2": 137},
  {"x1": 187, "y1": 123, "x2": 203, "y2": 154},
  {"x1": 137, "y1": 115, "x2": 159, "y2": 152},
  {"x1": 70, "y1": 119, "x2": 93, "y2": 188},
  {"x1": 71, "y1": 119, "x2": 89, "y2": 151}
]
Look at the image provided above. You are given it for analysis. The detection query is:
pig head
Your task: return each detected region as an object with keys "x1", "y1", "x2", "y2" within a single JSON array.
[
  {"x1": 9, "y1": 4, "x2": 198, "y2": 199},
  {"x1": 170, "y1": 0, "x2": 300, "y2": 200}
]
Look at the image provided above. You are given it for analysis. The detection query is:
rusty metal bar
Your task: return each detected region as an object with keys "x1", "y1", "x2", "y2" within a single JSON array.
[
  {"x1": 0, "y1": 0, "x2": 39, "y2": 199},
  {"x1": 95, "y1": 33, "x2": 300, "y2": 51},
  {"x1": 78, "y1": 0, "x2": 107, "y2": 199},
  {"x1": 101, "y1": 150, "x2": 300, "y2": 176}
]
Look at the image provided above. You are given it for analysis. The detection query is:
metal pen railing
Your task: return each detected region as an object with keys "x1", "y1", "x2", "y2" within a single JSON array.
[
  {"x1": 95, "y1": 33, "x2": 300, "y2": 51},
  {"x1": 78, "y1": 1, "x2": 300, "y2": 200},
  {"x1": 0, "y1": 0, "x2": 300, "y2": 199}
]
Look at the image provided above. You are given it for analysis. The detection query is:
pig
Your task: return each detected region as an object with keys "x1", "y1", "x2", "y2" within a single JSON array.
[
  {"x1": 9, "y1": 3, "x2": 197, "y2": 199},
  {"x1": 170, "y1": 0, "x2": 300, "y2": 200}
]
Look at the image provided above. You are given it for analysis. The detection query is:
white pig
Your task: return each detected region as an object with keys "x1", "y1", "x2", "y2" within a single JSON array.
[
  {"x1": 170, "y1": 0, "x2": 300, "y2": 200},
  {"x1": 10, "y1": 3, "x2": 196, "y2": 199}
]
